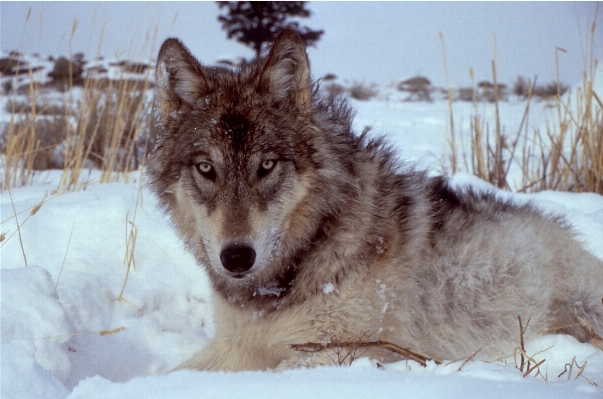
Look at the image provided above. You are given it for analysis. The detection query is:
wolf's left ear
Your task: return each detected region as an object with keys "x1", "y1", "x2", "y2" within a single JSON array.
[
  {"x1": 155, "y1": 38, "x2": 209, "y2": 128},
  {"x1": 260, "y1": 30, "x2": 312, "y2": 112}
]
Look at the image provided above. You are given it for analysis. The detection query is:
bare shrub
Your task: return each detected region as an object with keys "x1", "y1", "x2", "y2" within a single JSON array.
[
  {"x1": 398, "y1": 76, "x2": 431, "y2": 90},
  {"x1": 322, "y1": 82, "x2": 346, "y2": 100},
  {"x1": 398, "y1": 76, "x2": 433, "y2": 102},
  {"x1": 513, "y1": 75, "x2": 529, "y2": 97},
  {"x1": 533, "y1": 81, "x2": 569, "y2": 99},
  {"x1": 457, "y1": 84, "x2": 509, "y2": 103},
  {"x1": 348, "y1": 81, "x2": 378, "y2": 101},
  {"x1": 456, "y1": 87, "x2": 475, "y2": 102}
]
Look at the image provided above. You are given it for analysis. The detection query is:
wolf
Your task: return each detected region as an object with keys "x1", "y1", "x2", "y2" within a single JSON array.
[{"x1": 147, "y1": 30, "x2": 603, "y2": 371}]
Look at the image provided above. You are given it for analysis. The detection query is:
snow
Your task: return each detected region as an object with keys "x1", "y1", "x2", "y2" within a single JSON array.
[
  {"x1": 323, "y1": 282, "x2": 336, "y2": 294},
  {"x1": 63, "y1": 359, "x2": 600, "y2": 399},
  {"x1": 2, "y1": 75, "x2": 603, "y2": 398},
  {"x1": 1, "y1": 266, "x2": 72, "y2": 381}
]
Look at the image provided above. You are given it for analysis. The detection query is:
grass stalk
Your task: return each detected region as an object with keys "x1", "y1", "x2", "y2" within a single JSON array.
[
  {"x1": 4, "y1": 175, "x2": 28, "y2": 266},
  {"x1": 439, "y1": 32, "x2": 457, "y2": 175}
]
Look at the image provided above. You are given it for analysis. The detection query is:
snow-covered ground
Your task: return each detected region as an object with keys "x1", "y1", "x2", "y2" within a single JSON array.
[{"x1": 2, "y1": 70, "x2": 603, "y2": 398}]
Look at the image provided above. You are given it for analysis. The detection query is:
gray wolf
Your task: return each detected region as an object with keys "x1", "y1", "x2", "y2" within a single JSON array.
[{"x1": 147, "y1": 30, "x2": 603, "y2": 371}]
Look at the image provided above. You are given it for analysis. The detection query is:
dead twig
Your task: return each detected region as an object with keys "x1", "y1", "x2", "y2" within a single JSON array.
[
  {"x1": 445, "y1": 348, "x2": 483, "y2": 371},
  {"x1": 515, "y1": 315, "x2": 547, "y2": 378},
  {"x1": 558, "y1": 358, "x2": 599, "y2": 386},
  {"x1": 33, "y1": 326, "x2": 125, "y2": 340},
  {"x1": 517, "y1": 315, "x2": 530, "y2": 372},
  {"x1": 523, "y1": 359, "x2": 546, "y2": 378},
  {"x1": 289, "y1": 339, "x2": 441, "y2": 367}
]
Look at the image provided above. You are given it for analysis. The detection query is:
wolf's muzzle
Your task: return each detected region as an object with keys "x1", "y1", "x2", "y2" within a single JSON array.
[{"x1": 220, "y1": 244, "x2": 256, "y2": 276}]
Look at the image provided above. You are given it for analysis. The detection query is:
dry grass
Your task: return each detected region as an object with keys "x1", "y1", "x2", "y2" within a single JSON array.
[
  {"x1": 4, "y1": 98, "x2": 70, "y2": 116},
  {"x1": 33, "y1": 326, "x2": 125, "y2": 341},
  {"x1": 446, "y1": 34, "x2": 529, "y2": 191},
  {"x1": 512, "y1": 316, "x2": 601, "y2": 384},
  {"x1": 449, "y1": 65, "x2": 527, "y2": 191},
  {"x1": 444, "y1": 348, "x2": 483, "y2": 372},
  {"x1": 56, "y1": 76, "x2": 156, "y2": 191},
  {"x1": 445, "y1": 13, "x2": 602, "y2": 194},
  {"x1": 3, "y1": 182, "x2": 29, "y2": 267},
  {"x1": 117, "y1": 169, "x2": 144, "y2": 301},
  {"x1": 54, "y1": 221, "x2": 75, "y2": 289},
  {"x1": 557, "y1": 356, "x2": 598, "y2": 385},
  {"x1": 519, "y1": 66, "x2": 603, "y2": 193},
  {"x1": 1, "y1": 9, "x2": 159, "y2": 193},
  {"x1": 2, "y1": 74, "x2": 156, "y2": 191}
]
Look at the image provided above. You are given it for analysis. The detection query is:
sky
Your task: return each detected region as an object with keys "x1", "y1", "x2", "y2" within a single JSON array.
[{"x1": 1, "y1": 1, "x2": 601, "y2": 88}]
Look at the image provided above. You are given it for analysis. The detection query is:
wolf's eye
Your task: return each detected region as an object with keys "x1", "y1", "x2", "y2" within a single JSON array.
[
  {"x1": 195, "y1": 162, "x2": 216, "y2": 180},
  {"x1": 258, "y1": 160, "x2": 277, "y2": 178},
  {"x1": 262, "y1": 160, "x2": 275, "y2": 171},
  {"x1": 197, "y1": 162, "x2": 212, "y2": 173}
]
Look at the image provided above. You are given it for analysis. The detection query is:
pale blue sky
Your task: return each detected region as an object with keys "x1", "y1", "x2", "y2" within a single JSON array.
[{"x1": 1, "y1": 2, "x2": 601, "y2": 87}]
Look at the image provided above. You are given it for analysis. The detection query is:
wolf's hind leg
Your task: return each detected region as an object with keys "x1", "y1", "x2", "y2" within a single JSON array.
[{"x1": 547, "y1": 290, "x2": 603, "y2": 343}]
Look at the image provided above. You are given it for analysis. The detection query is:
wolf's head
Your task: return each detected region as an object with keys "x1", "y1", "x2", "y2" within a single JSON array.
[{"x1": 148, "y1": 31, "x2": 358, "y2": 305}]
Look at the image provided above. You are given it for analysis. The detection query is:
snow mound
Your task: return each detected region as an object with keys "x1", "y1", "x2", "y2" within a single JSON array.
[{"x1": 1, "y1": 266, "x2": 73, "y2": 381}]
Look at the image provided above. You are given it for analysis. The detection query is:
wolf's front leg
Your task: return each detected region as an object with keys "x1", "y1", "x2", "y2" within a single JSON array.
[
  {"x1": 174, "y1": 341, "x2": 223, "y2": 371},
  {"x1": 174, "y1": 339, "x2": 286, "y2": 371}
]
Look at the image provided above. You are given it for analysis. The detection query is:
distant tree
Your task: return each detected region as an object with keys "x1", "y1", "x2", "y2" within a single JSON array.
[{"x1": 217, "y1": 1, "x2": 324, "y2": 58}]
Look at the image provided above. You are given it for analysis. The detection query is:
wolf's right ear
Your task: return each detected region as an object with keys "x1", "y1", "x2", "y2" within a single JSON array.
[{"x1": 155, "y1": 38, "x2": 209, "y2": 128}]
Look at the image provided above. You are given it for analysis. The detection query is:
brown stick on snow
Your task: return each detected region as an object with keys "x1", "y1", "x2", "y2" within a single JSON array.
[{"x1": 289, "y1": 340, "x2": 442, "y2": 367}]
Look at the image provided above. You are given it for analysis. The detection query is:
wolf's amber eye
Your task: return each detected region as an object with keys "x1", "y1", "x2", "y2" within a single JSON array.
[
  {"x1": 262, "y1": 160, "x2": 275, "y2": 170},
  {"x1": 258, "y1": 160, "x2": 277, "y2": 178},
  {"x1": 195, "y1": 162, "x2": 216, "y2": 180},
  {"x1": 197, "y1": 162, "x2": 212, "y2": 173}
]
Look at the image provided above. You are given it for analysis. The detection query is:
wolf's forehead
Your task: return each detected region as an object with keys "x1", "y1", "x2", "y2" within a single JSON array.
[
  {"x1": 219, "y1": 109, "x2": 252, "y2": 134},
  {"x1": 213, "y1": 109, "x2": 254, "y2": 151}
]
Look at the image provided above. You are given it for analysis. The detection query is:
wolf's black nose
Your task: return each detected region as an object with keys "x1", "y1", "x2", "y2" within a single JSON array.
[{"x1": 220, "y1": 245, "x2": 256, "y2": 275}]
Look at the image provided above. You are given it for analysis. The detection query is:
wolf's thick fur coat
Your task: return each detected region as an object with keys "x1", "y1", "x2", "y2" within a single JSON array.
[{"x1": 147, "y1": 30, "x2": 603, "y2": 371}]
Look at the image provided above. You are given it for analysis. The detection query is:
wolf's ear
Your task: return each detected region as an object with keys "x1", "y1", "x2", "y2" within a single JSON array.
[
  {"x1": 260, "y1": 30, "x2": 312, "y2": 112},
  {"x1": 155, "y1": 38, "x2": 209, "y2": 128}
]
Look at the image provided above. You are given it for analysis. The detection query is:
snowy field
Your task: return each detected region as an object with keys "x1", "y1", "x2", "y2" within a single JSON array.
[{"x1": 2, "y1": 75, "x2": 603, "y2": 398}]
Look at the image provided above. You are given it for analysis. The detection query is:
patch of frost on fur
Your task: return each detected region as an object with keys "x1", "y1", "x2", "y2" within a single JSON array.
[
  {"x1": 323, "y1": 282, "x2": 335, "y2": 294},
  {"x1": 157, "y1": 62, "x2": 169, "y2": 89}
]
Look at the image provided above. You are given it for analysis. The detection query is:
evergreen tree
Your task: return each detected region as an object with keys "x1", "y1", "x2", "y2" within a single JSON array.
[{"x1": 217, "y1": 1, "x2": 324, "y2": 58}]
